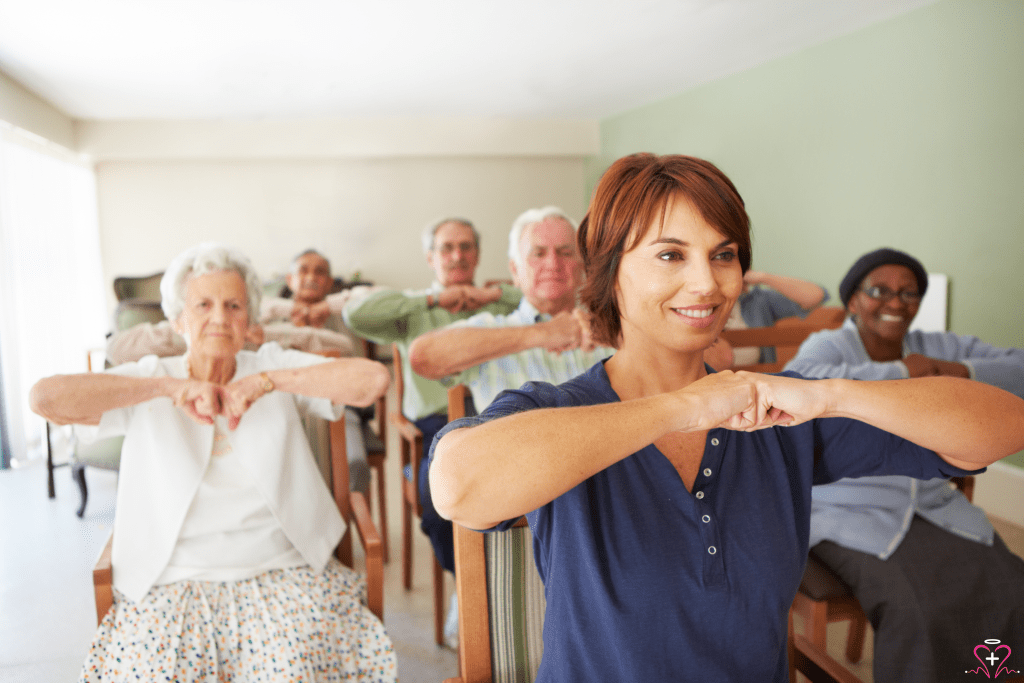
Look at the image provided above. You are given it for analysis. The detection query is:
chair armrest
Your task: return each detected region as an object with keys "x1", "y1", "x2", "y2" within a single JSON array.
[
  {"x1": 951, "y1": 475, "x2": 975, "y2": 503},
  {"x1": 390, "y1": 412, "x2": 423, "y2": 443},
  {"x1": 93, "y1": 532, "x2": 114, "y2": 625},
  {"x1": 731, "y1": 361, "x2": 786, "y2": 373},
  {"x1": 792, "y1": 631, "x2": 863, "y2": 683},
  {"x1": 351, "y1": 491, "x2": 383, "y2": 622}
]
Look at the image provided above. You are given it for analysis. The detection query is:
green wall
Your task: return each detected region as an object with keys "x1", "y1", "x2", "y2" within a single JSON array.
[{"x1": 591, "y1": 0, "x2": 1024, "y2": 468}]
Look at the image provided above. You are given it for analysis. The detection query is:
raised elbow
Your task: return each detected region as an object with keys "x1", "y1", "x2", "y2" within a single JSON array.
[
  {"x1": 364, "y1": 362, "x2": 391, "y2": 407},
  {"x1": 408, "y1": 338, "x2": 445, "y2": 380},
  {"x1": 345, "y1": 360, "x2": 390, "y2": 408},
  {"x1": 429, "y1": 429, "x2": 497, "y2": 529},
  {"x1": 428, "y1": 431, "x2": 466, "y2": 522},
  {"x1": 29, "y1": 377, "x2": 64, "y2": 423}
]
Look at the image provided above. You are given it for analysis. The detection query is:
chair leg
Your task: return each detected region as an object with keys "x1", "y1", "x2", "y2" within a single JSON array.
[
  {"x1": 47, "y1": 449, "x2": 56, "y2": 499},
  {"x1": 72, "y1": 464, "x2": 88, "y2": 518},
  {"x1": 433, "y1": 553, "x2": 445, "y2": 647},
  {"x1": 375, "y1": 460, "x2": 390, "y2": 563},
  {"x1": 402, "y1": 493, "x2": 413, "y2": 590},
  {"x1": 807, "y1": 601, "x2": 828, "y2": 650},
  {"x1": 845, "y1": 611, "x2": 867, "y2": 663},
  {"x1": 46, "y1": 421, "x2": 57, "y2": 499}
]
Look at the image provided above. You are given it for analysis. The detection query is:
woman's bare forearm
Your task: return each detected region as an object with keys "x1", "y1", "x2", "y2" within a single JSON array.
[
  {"x1": 823, "y1": 376, "x2": 1024, "y2": 468},
  {"x1": 409, "y1": 325, "x2": 538, "y2": 380},
  {"x1": 265, "y1": 358, "x2": 389, "y2": 408},
  {"x1": 750, "y1": 272, "x2": 826, "y2": 310},
  {"x1": 430, "y1": 391, "x2": 697, "y2": 529},
  {"x1": 30, "y1": 373, "x2": 180, "y2": 425}
]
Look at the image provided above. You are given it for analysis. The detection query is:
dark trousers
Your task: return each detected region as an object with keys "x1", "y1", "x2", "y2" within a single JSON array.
[
  {"x1": 812, "y1": 515, "x2": 1024, "y2": 683},
  {"x1": 414, "y1": 413, "x2": 454, "y2": 574}
]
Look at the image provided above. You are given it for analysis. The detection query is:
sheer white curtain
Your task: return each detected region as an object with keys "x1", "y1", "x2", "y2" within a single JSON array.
[{"x1": 0, "y1": 129, "x2": 107, "y2": 467}]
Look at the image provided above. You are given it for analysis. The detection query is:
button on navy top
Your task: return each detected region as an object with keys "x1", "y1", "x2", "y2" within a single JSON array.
[{"x1": 430, "y1": 362, "x2": 978, "y2": 682}]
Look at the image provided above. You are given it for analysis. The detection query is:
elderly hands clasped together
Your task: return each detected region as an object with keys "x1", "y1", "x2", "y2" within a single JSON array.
[
  {"x1": 172, "y1": 370, "x2": 273, "y2": 430},
  {"x1": 535, "y1": 307, "x2": 598, "y2": 355},
  {"x1": 428, "y1": 283, "x2": 504, "y2": 313}
]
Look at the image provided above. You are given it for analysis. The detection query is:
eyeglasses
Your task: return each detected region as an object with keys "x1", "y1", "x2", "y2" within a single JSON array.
[{"x1": 859, "y1": 286, "x2": 922, "y2": 304}]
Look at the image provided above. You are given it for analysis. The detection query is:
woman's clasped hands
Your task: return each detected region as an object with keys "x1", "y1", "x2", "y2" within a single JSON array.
[
  {"x1": 682, "y1": 371, "x2": 829, "y2": 432},
  {"x1": 174, "y1": 373, "x2": 270, "y2": 430}
]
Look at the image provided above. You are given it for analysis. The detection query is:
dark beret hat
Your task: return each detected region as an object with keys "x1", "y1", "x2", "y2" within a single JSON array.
[{"x1": 838, "y1": 248, "x2": 929, "y2": 307}]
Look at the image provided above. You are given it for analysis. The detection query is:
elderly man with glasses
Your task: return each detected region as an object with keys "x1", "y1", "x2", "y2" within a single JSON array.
[{"x1": 785, "y1": 247, "x2": 1024, "y2": 683}]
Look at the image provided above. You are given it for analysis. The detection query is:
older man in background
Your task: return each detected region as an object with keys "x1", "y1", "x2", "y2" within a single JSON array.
[
  {"x1": 410, "y1": 207, "x2": 614, "y2": 646},
  {"x1": 343, "y1": 217, "x2": 521, "y2": 594},
  {"x1": 260, "y1": 248, "x2": 378, "y2": 356},
  {"x1": 411, "y1": 206, "x2": 614, "y2": 411}
]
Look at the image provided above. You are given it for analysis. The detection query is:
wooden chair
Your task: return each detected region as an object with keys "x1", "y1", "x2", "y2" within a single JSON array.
[
  {"x1": 391, "y1": 345, "x2": 446, "y2": 646},
  {"x1": 789, "y1": 610, "x2": 864, "y2": 683},
  {"x1": 92, "y1": 412, "x2": 384, "y2": 623},
  {"x1": 445, "y1": 513, "x2": 862, "y2": 683},
  {"x1": 444, "y1": 383, "x2": 546, "y2": 683},
  {"x1": 314, "y1": 348, "x2": 389, "y2": 562},
  {"x1": 719, "y1": 306, "x2": 845, "y2": 373},
  {"x1": 362, "y1": 388, "x2": 389, "y2": 563}
]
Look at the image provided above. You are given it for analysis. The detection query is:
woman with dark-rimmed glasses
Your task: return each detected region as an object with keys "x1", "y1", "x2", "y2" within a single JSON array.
[{"x1": 787, "y1": 247, "x2": 1024, "y2": 683}]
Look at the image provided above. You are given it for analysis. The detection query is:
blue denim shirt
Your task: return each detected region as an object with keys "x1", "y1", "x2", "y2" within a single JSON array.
[{"x1": 430, "y1": 361, "x2": 976, "y2": 682}]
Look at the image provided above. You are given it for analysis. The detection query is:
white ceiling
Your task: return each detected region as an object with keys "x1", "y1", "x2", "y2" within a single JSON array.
[{"x1": 0, "y1": 0, "x2": 935, "y2": 121}]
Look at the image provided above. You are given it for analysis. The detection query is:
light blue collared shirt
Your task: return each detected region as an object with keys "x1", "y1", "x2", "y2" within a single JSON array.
[
  {"x1": 786, "y1": 317, "x2": 1024, "y2": 558},
  {"x1": 441, "y1": 298, "x2": 615, "y2": 412}
]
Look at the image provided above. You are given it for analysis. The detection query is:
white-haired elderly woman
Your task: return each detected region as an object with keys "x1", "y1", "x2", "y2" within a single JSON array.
[{"x1": 30, "y1": 243, "x2": 397, "y2": 683}]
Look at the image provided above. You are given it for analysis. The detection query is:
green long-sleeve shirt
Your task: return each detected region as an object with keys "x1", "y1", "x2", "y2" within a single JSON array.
[{"x1": 342, "y1": 284, "x2": 522, "y2": 420}]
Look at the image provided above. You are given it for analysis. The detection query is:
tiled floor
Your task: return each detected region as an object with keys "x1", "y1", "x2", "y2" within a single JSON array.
[{"x1": 2, "y1": 378, "x2": 1023, "y2": 682}]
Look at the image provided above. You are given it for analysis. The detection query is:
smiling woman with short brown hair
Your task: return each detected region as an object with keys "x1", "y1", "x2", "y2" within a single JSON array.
[{"x1": 427, "y1": 153, "x2": 1024, "y2": 682}]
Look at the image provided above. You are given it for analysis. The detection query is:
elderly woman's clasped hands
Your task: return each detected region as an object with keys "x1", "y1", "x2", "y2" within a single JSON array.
[{"x1": 173, "y1": 371, "x2": 273, "y2": 429}]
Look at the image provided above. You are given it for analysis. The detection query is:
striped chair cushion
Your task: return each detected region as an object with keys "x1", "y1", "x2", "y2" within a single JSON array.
[{"x1": 486, "y1": 524, "x2": 546, "y2": 683}]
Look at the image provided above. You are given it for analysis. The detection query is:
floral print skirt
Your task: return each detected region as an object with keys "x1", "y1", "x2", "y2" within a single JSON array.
[{"x1": 80, "y1": 559, "x2": 397, "y2": 682}]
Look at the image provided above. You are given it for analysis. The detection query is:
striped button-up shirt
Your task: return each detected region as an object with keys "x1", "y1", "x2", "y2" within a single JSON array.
[{"x1": 442, "y1": 298, "x2": 615, "y2": 412}]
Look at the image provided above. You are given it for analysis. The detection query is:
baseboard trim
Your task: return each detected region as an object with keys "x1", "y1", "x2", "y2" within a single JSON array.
[{"x1": 974, "y1": 462, "x2": 1024, "y2": 528}]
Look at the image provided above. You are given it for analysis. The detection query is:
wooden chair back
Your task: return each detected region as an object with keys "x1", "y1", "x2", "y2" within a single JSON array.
[
  {"x1": 445, "y1": 384, "x2": 546, "y2": 683},
  {"x1": 720, "y1": 306, "x2": 845, "y2": 372},
  {"x1": 112, "y1": 271, "x2": 164, "y2": 302},
  {"x1": 317, "y1": 348, "x2": 390, "y2": 562},
  {"x1": 392, "y1": 342, "x2": 424, "y2": 517},
  {"x1": 391, "y1": 344, "x2": 447, "y2": 644}
]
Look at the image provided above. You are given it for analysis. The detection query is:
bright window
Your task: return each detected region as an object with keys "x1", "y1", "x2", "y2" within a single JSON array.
[{"x1": 0, "y1": 129, "x2": 107, "y2": 468}]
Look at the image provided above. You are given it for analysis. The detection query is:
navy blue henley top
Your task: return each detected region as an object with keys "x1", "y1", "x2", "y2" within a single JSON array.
[{"x1": 430, "y1": 361, "x2": 978, "y2": 682}]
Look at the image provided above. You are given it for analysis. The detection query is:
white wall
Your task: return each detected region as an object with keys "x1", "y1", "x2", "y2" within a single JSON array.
[
  {"x1": 95, "y1": 156, "x2": 588, "y2": 303},
  {"x1": 0, "y1": 70, "x2": 75, "y2": 150},
  {"x1": 80, "y1": 118, "x2": 598, "y2": 314}
]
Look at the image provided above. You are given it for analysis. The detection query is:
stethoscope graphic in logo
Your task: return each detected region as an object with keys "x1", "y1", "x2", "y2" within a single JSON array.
[{"x1": 966, "y1": 639, "x2": 1020, "y2": 678}]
